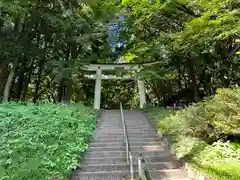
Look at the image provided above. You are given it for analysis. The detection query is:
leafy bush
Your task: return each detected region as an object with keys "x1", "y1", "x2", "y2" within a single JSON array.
[
  {"x1": 161, "y1": 88, "x2": 240, "y2": 142},
  {"x1": 206, "y1": 141, "x2": 240, "y2": 161},
  {"x1": 148, "y1": 87, "x2": 240, "y2": 180},
  {"x1": 0, "y1": 102, "x2": 96, "y2": 180}
]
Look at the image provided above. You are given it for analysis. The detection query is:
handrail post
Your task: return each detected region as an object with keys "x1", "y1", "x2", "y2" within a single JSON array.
[
  {"x1": 126, "y1": 140, "x2": 129, "y2": 164},
  {"x1": 130, "y1": 153, "x2": 134, "y2": 180},
  {"x1": 138, "y1": 155, "x2": 143, "y2": 180}
]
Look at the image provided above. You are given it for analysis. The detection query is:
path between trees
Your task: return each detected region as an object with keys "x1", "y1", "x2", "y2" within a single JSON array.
[{"x1": 71, "y1": 110, "x2": 190, "y2": 180}]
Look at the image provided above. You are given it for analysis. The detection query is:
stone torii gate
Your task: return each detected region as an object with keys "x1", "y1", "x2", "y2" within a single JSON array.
[{"x1": 83, "y1": 62, "x2": 159, "y2": 109}]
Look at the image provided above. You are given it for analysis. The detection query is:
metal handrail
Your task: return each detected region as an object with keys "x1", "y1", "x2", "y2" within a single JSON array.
[
  {"x1": 138, "y1": 153, "x2": 152, "y2": 180},
  {"x1": 120, "y1": 102, "x2": 152, "y2": 180},
  {"x1": 120, "y1": 102, "x2": 134, "y2": 179}
]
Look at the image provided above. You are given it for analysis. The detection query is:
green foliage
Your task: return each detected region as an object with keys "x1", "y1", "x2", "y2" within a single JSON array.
[
  {"x1": 122, "y1": 0, "x2": 240, "y2": 104},
  {"x1": 0, "y1": 102, "x2": 96, "y2": 180},
  {"x1": 148, "y1": 87, "x2": 240, "y2": 180},
  {"x1": 176, "y1": 87, "x2": 240, "y2": 141},
  {"x1": 147, "y1": 107, "x2": 176, "y2": 123},
  {"x1": 0, "y1": 0, "x2": 117, "y2": 104},
  {"x1": 207, "y1": 141, "x2": 240, "y2": 161}
]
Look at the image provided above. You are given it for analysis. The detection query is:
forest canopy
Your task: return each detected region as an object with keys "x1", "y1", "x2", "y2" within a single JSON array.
[{"x1": 0, "y1": 0, "x2": 239, "y2": 107}]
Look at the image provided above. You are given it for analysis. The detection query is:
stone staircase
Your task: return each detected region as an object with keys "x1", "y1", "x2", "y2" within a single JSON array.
[
  {"x1": 71, "y1": 110, "x2": 190, "y2": 180},
  {"x1": 124, "y1": 110, "x2": 190, "y2": 180}
]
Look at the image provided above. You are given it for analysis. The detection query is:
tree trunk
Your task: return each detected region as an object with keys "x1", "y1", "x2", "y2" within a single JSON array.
[
  {"x1": 0, "y1": 67, "x2": 3, "y2": 87},
  {"x1": 188, "y1": 59, "x2": 199, "y2": 102},
  {"x1": 63, "y1": 79, "x2": 73, "y2": 104},
  {"x1": 21, "y1": 69, "x2": 32, "y2": 101},
  {"x1": 177, "y1": 66, "x2": 182, "y2": 91},
  {"x1": 57, "y1": 80, "x2": 64, "y2": 103},
  {"x1": 0, "y1": 62, "x2": 9, "y2": 88},
  {"x1": 9, "y1": 72, "x2": 18, "y2": 100},
  {"x1": 16, "y1": 68, "x2": 25, "y2": 100},
  {"x1": 33, "y1": 62, "x2": 43, "y2": 103},
  {"x1": 3, "y1": 66, "x2": 15, "y2": 102}
]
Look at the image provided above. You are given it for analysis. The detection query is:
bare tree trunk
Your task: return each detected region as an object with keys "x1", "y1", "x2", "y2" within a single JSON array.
[
  {"x1": 0, "y1": 62, "x2": 9, "y2": 88},
  {"x1": 21, "y1": 69, "x2": 32, "y2": 101},
  {"x1": 177, "y1": 66, "x2": 182, "y2": 91},
  {"x1": 187, "y1": 58, "x2": 199, "y2": 102},
  {"x1": 63, "y1": 79, "x2": 73, "y2": 104},
  {"x1": 0, "y1": 67, "x2": 3, "y2": 87},
  {"x1": 3, "y1": 66, "x2": 15, "y2": 102},
  {"x1": 33, "y1": 62, "x2": 43, "y2": 103},
  {"x1": 57, "y1": 80, "x2": 64, "y2": 103},
  {"x1": 16, "y1": 68, "x2": 25, "y2": 100}
]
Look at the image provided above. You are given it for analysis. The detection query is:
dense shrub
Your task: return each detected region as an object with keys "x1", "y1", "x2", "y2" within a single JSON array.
[
  {"x1": 0, "y1": 102, "x2": 96, "y2": 180},
  {"x1": 148, "y1": 87, "x2": 240, "y2": 180},
  {"x1": 164, "y1": 88, "x2": 240, "y2": 142}
]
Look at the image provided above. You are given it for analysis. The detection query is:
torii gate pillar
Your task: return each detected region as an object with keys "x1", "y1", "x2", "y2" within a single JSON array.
[
  {"x1": 138, "y1": 79, "x2": 146, "y2": 109},
  {"x1": 94, "y1": 68, "x2": 102, "y2": 109},
  {"x1": 137, "y1": 70, "x2": 146, "y2": 109}
]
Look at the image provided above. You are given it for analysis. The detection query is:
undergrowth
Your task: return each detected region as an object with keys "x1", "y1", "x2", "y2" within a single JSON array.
[
  {"x1": 0, "y1": 102, "x2": 96, "y2": 180},
  {"x1": 148, "y1": 88, "x2": 240, "y2": 180}
]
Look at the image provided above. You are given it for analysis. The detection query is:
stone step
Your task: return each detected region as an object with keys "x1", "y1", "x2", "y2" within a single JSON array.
[
  {"x1": 96, "y1": 128, "x2": 153, "y2": 131},
  {"x1": 92, "y1": 137, "x2": 124, "y2": 141},
  {"x1": 90, "y1": 141, "x2": 163, "y2": 147},
  {"x1": 80, "y1": 162, "x2": 180, "y2": 172},
  {"x1": 96, "y1": 128, "x2": 123, "y2": 130},
  {"x1": 127, "y1": 128, "x2": 156, "y2": 131},
  {"x1": 125, "y1": 121, "x2": 150, "y2": 123},
  {"x1": 126, "y1": 128, "x2": 157, "y2": 131},
  {"x1": 93, "y1": 134, "x2": 159, "y2": 138},
  {"x1": 83, "y1": 154, "x2": 177, "y2": 165},
  {"x1": 71, "y1": 171, "x2": 130, "y2": 180},
  {"x1": 99, "y1": 123, "x2": 122, "y2": 124},
  {"x1": 97, "y1": 126, "x2": 151, "y2": 129},
  {"x1": 93, "y1": 131, "x2": 123, "y2": 134},
  {"x1": 90, "y1": 142, "x2": 124, "y2": 147},
  {"x1": 126, "y1": 125, "x2": 152, "y2": 127},
  {"x1": 130, "y1": 141, "x2": 164, "y2": 146},
  {"x1": 83, "y1": 157, "x2": 127, "y2": 165},
  {"x1": 125, "y1": 122, "x2": 150, "y2": 124},
  {"x1": 152, "y1": 179, "x2": 191, "y2": 180},
  {"x1": 85, "y1": 151, "x2": 127, "y2": 158},
  {"x1": 93, "y1": 132, "x2": 158, "y2": 136},
  {"x1": 98, "y1": 123, "x2": 121, "y2": 125},
  {"x1": 93, "y1": 134, "x2": 159, "y2": 139},
  {"x1": 91, "y1": 137, "x2": 162, "y2": 143},
  {"x1": 97, "y1": 124, "x2": 122, "y2": 126},
  {"x1": 99, "y1": 121, "x2": 121, "y2": 123},
  {"x1": 93, "y1": 131, "x2": 157, "y2": 134},
  {"x1": 86, "y1": 150, "x2": 170, "y2": 158},
  {"x1": 80, "y1": 164, "x2": 129, "y2": 172},
  {"x1": 71, "y1": 169, "x2": 188, "y2": 180},
  {"x1": 88, "y1": 146, "x2": 126, "y2": 151},
  {"x1": 91, "y1": 138, "x2": 124, "y2": 143},
  {"x1": 88, "y1": 145, "x2": 166, "y2": 152},
  {"x1": 98, "y1": 126, "x2": 122, "y2": 128}
]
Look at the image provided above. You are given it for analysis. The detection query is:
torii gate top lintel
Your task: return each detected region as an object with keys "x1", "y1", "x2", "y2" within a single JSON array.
[{"x1": 83, "y1": 61, "x2": 159, "y2": 71}]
